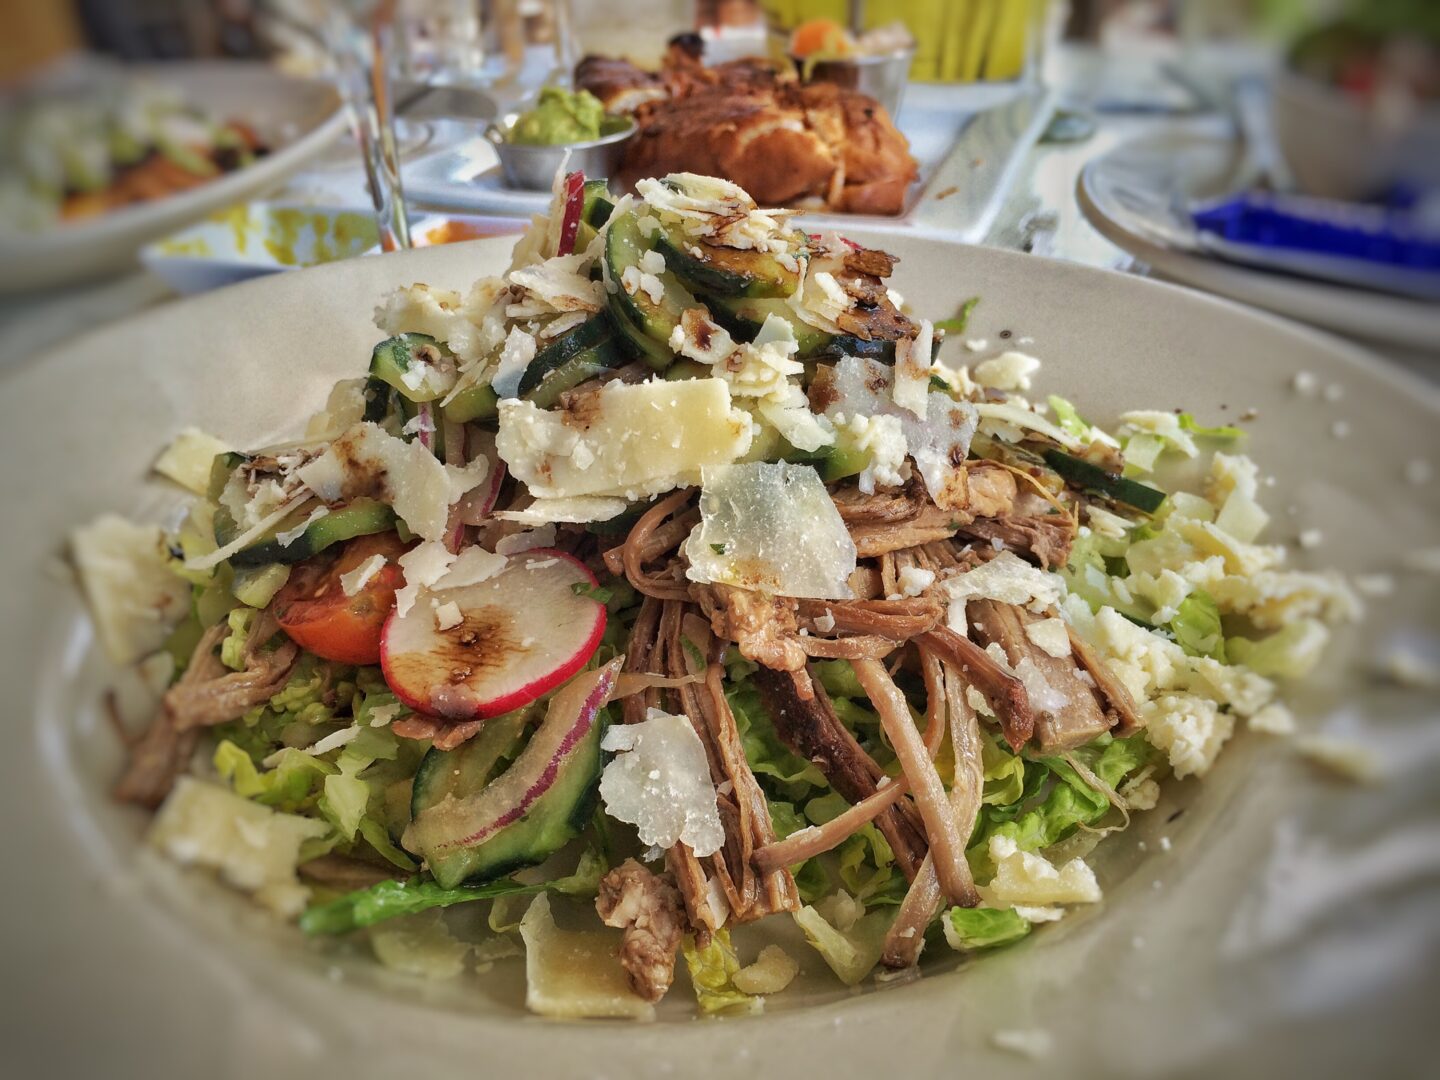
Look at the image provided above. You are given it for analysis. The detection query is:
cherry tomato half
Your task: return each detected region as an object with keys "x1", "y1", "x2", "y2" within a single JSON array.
[{"x1": 273, "y1": 532, "x2": 409, "y2": 665}]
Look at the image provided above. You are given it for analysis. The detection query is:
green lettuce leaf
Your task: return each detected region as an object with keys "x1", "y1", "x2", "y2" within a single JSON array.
[
  {"x1": 301, "y1": 848, "x2": 607, "y2": 936},
  {"x1": 942, "y1": 907, "x2": 1032, "y2": 950},
  {"x1": 682, "y1": 929, "x2": 761, "y2": 1015},
  {"x1": 1047, "y1": 395, "x2": 1097, "y2": 442},
  {"x1": 933, "y1": 296, "x2": 980, "y2": 336},
  {"x1": 792, "y1": 903, "x2": 893, "y2": 986},
  {"x1": 1171, "y1": 590, "x2": 1226, "y2": 661},
  {"x1": 814, "y1": 659, "x2": 865, "y2": 700},
  {"x1": 1177, "y1": 412, "x2": 1243, "y2": 439}
]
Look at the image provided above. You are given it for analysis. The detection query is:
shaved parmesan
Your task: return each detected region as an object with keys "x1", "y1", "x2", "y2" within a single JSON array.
[
  {"x1": 684, "y1": 462, "x2": 856, "y2": 599},
  {"x1": 435, "y1": 546, "x2": 506, "y2": 589},
  {"x1": 974, "y1": 402, "x2": 1086, "y2": 452},
  {"x1": 495, "y1": 525, "x2": 556, "y2": 555},
  {"x1": 495, "y1": 496, "x2": 629, "y2": 525},
  {"x1": 497, "y1": 378, "x2": 752, "y2": 500},
  {"x1": 520, "y1": 894, "x2": 654, "y2": 1020},
  {"x1": 394, "y1": 541, "x2": 457, "y2": 619},
  {"x1": 823, "y1": 357, "x2": 976, "y2": 509},
  {"x1": 297, "y1": 423, "x2": 451, "y2": 541},
  {"x1": 1024, "y1": 617, "x2": 1071, "y2": 658},
  {"x1": 149, "y1": 778, "x2": 328, "y2": 918},
  {"x1": 891, "y1": 320, "x2": 933, "y2": 419},
  {"x1": 71, "y1": 515, "x2": 190, "y2": 665},
  {"x1": 374, "y1": 279, "x2": 510, "y2": 363},
  {"x1": 153, "y1": 428, "x2": 232, "y2": 494},
  {"x1": 942, "y1": 552, "x2": 1065, "y2": 631},
  {"x1": 276, "y1": 507, "x2": 329, "y2": 548},
  {"x1": 444, "y1": 457, "x2": 491, "y2": 506},
  {"x1": 507, "y1": 253, "x2": 604, "y2": 314},
  {"x1": 600, "y1": 709, "x2": 725, "y2": 857},
  {"x1": 488, "y1": 326, "x2": 537, "y2": 400},
  {"x1": 339, "y1": 553, "x2": 387, "y2": 597}
]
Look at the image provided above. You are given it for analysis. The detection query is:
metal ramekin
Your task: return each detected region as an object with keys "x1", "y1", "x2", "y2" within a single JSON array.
[{"x1": 487, "y1": 115, "x2": 637, "y2": 191}]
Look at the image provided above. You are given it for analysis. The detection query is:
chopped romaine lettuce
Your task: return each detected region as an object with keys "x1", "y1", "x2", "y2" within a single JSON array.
[
  {"x1": 942, "y1": 907, "x2": 1032, "y2": 951},
  {"x1": 1171, "y1": 591, "x2": 1226, "y2": 661},
  {"x1": 682, "y1": 929, "x2": 762, "y2": 1015}
]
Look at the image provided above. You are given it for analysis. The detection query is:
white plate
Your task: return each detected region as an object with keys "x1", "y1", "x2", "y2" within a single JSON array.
[
  {"x1": 0, "y1": 62, "x2": 347, "y2": 293},
  {"x1": 402, "y1": 84, "x2": 1055, "y2": 243},
  {"x1": 1, "y1": 236, "x2": 1437, "y2": 1077},
  {"x1": 1077, "y1": 125, "x2": 1440, "y2": 353}
]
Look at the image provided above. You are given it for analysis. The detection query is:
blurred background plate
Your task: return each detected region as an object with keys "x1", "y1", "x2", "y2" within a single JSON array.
[
  {"x1": 1077, "y1": 125, "x2": 1440, "y2": 353},
  {"x1": 0, "y1": 61, "x2": 347, "y2": 294}
]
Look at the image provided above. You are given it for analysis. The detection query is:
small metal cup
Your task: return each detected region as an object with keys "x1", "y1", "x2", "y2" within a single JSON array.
[
  {"x1": 793, "y1": 47, "x2": 916, "y2": 118},
  {"x1": 486, "y1": 116, "x2": 637, "y2": 191}
]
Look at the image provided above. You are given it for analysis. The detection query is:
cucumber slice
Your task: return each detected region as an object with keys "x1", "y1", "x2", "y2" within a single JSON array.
[
  {"x1": 605, "y1": 290, "x2": 673, "y2": 371},
  {"x1": 523, "y1": 339, "x2": 623, "y2": 409},
  {"x1": 517, "y1": 316, "x2": 613, "y2": 398},
  {"x1": 410, "y1": 708, "x2": 531, "y2": 821},
  {"x1": 369, "y1": 333, "x2": 454, "y2": 403},
  {"x1": 219, "y1": 497, "x2": 397, "y2": 568},
  {"x1": 709, "y1": 295, "x2": 832, "y2": 358},
  {"x1": 604, "y1": 210, "x2": 694, "y2": 364},
  {"x1": 1042, "y1": 449, "x2": 1166, "y2": 514},
  {"x1": 655, "y1": 225, "x2": 799, "y2": 299},
  {"x1": 442, "y1": 384, "x2": 499, "y2": 425},
  {"x1": 581, "y1": 179, "x2": 614, "y2": 227},
  {"x1": 231, "y1": 563, "x2": 291, "y2": 608}
]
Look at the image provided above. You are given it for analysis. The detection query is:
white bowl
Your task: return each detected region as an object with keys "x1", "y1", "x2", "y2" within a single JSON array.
[{"x1": 1271, "y1": 67, "x2": 1440, "y2": 200}]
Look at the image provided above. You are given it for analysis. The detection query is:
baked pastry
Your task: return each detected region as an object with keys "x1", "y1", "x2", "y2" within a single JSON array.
[{"x1": 574, "y1": 54, "x2": 918, "y2": 215}]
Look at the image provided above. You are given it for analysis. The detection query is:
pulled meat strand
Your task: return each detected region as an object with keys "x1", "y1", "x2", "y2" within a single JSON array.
[
  {"x1": 882, "y1": 655, "x2": 988, "y2": 968},
  {"x1": 830, "y1": 482, "x2": 925, "y2": 524},
  {"x1": 968, "y1": 599, "x2": 1112, "y2": 752},
  {"x1": 849, "y1": 505, "x2": 963, "y2": 558},
  {"x1": 299, "y1": 854, "x2": 403, "y2": 890},
  {"x1": 166, "y1": 611, "x2": 299, "y2": 731},
  {"x1": 796, "y1": 633, "x2": 902, "y2": 660},
  {"x1": 692, "y1": 582, "x2": 809, "y2": 675},
  {"x1": 853, "y1": 659, "x2": 978, "y2": 907},
  {"x1": 113, "y1": 623, "x2": 226, "y2": 808},
  {"x1": 596, "y1": 859, "x2": 687, "y2": 1003},
  {"x1": 752, "y1": 775, "x2": 909, "y2": 875},
  {"x1": 1067, "y1": 623, "x2": 1144, "y2": 736},
  {"x1": 917, "y1": 626, "x2": 1035, "y2": 751},
  {"x1": 796, "y1": 596, "x2": 944, "y2": 640},
  {"x1": 752, "y1": 665, "x2": 928, "y2": 880},
  {"x1": 616, "y1": 489, "x2": 695, "y2": 599}
]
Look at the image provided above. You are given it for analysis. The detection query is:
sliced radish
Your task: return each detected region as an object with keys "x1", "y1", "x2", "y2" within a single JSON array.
[
  {"x1": 556, "y1": 170, "x2": 585, "y2": 256},
  {"x1": 380, "y1": 548, "x2": 605, "y2": 720},
  {"x1": 402, "y1": 658, "x2": 620, "y2": 868}
]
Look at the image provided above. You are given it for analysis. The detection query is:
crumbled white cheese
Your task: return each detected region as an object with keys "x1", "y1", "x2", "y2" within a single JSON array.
[
  {"x1": 973, "y1": 351, "x2": 1041, "y2": 393},
  {"x1": 434, "y1": 601, "x2": 463, "y2": 631},
  {"x1": 813, "y1": 609, "x2": 836, "y2": 633},
  {"x1": 978, "y1": 834, "x2": 1101, "y2": 908},
  {"x1": 684, "y1": 461, "x2": 857, "y2": 599},
  {"x1": 489, "y1": 326, "x2": 538, "y2": 400},
  {"x1": 497, "y1": 378, "x2": 752, "y2": 500},
  {"x1": 507, "y1": 253, "x2": 604, "y2": 315},
  {"x1": 638, "y1": 248, "x2": 666, "y2": 276},
  {"x1": 153, "y1": 427, "x2": 232, "y2": 494},
  {"x1": 1023, "y1": 617, "x2": 1071, "y2": 659},
  {"x1": 339, "y1": 554, "x2": 388, "y2": 598},
  {"x1": 600, "y1": 708, "x2": 725, "y2": 857},
  {"x1": 832, "y1": 413, "x2": 907, "y2": 494},
  {"x1": 301, "y1": 725, "x2": 363, "y2": 757},
  {"x1": 374, "y1": 280, "x2": 507, "y2": 363},
  {"x1": 71, "y1": 515, "x2": 190, "y2": 665},
  {"x1": 897, "y1": 566, "x2": 935, "y2": 598},
  {"x1": 941, "y1": 552, "x2": 1064, "y2": 632}
]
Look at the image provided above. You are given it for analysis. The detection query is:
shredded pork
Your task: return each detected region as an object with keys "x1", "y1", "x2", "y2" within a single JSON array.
[{"x1": 596, "y1": 859, "x2": 688, "y2": 1003}]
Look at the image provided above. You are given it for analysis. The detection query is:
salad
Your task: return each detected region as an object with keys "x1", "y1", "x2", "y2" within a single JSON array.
[
  {"x1": 0, "y1": 77, "x2": 268, "y2": 233},
  {"x1": 74, "y1": 171, "x2": 1358, "y2": 1018}
]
